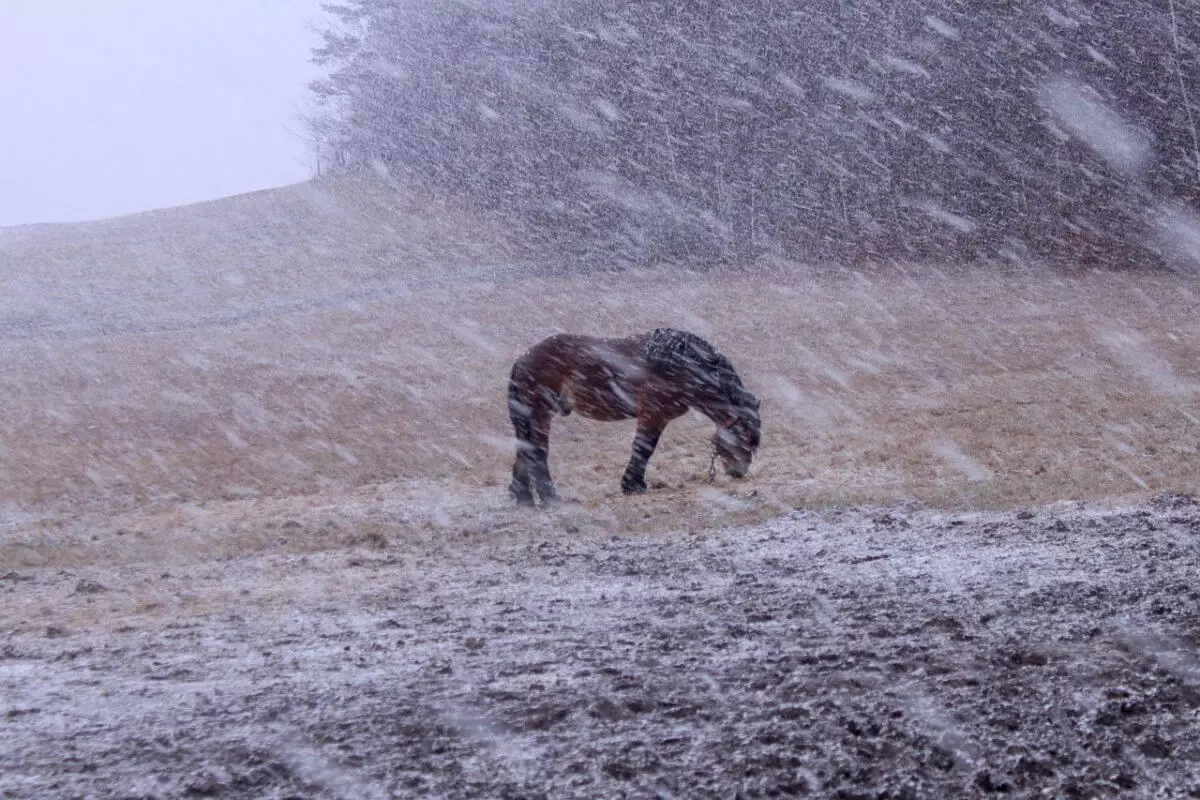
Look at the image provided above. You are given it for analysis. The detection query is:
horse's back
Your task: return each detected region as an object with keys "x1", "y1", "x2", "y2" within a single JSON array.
[
  {"x1": 511, "y1": 332, "x2": 647, "y2": 421},
  {"x1": 517, "y1": 332, "x2": 640, "y2": 372}
]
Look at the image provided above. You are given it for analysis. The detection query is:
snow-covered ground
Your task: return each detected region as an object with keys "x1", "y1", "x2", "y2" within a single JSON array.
[
  {"x1": 2, "y1": 178, "x2": 1200, "y2": 796},
  {"x1": 2, "y1": 498, "x2": 1199, "y2": 797}
]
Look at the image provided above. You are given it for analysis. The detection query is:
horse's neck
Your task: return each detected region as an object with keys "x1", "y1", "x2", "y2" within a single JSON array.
[{"x1": 689, "y1": 385, "x2": 735, "y2": 421}]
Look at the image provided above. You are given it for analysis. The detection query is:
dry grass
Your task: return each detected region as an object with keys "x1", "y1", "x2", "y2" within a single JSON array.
[{"x1": 4, "y1": 253, "x2": 1200, "y2": 570}]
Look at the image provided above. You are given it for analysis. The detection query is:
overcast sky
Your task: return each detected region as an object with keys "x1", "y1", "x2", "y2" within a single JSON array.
[{"x1": 0, "y1": 0, "x2": 327, "y2": 227}]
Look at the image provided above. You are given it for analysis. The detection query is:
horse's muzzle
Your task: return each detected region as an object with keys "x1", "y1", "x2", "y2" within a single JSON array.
[{"x1": 725, "y1": 462, "x2": 749, "y2": 479}]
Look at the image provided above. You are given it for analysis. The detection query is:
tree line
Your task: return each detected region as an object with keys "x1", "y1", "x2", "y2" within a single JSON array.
[{"x1": 308, "y1": 0, "x2": 1200, "y2": 269}]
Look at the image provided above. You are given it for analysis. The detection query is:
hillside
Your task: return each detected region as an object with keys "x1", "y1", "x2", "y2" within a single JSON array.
[
  {"x1": 0, "y1": 174, "x2": 530, "y2": 340},
  {"x1": 2, "y1": 178, "x2": 1199, "y2": 796}
]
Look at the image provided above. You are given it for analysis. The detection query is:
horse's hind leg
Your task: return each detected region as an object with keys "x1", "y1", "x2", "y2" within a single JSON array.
[
  {"x1": 509, "y1": 450, "x2": 534, "y2": 506},
  {"x1": 508, "y1": 382, "x2": 536, "y2": 506},
  {"x1": 530, "y1": 410, "x2": 558, "y2": 503}
]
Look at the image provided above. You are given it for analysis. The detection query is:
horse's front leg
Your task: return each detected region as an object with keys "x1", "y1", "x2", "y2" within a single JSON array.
[{"x1": 621, "y1": 421, "x2": 664, "y2": 495}]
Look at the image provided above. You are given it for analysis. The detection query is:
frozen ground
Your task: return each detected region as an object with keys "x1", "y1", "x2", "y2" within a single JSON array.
[
  {"x1": 2, "y1": 497, "x2": 1200, "y2": 798},
  {"x1": 2, "y1": 178, "x2": 1200, "y2": 797}
]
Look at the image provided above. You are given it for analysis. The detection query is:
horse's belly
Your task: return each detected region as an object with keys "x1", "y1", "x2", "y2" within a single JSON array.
[{"x1": 568, "y1": 381, "x2": 638, "y2": 421}]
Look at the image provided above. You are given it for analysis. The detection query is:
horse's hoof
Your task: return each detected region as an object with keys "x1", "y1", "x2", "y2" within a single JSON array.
[
  {"x1": 535, "y1": 481, "x2": 559, "y2": 504},
  {"x1": 621, "y1": 480, "x2": 648, "y2": 495},
  {"x1": 510, "y1": 485, "x2": 535, "y2": 506}
]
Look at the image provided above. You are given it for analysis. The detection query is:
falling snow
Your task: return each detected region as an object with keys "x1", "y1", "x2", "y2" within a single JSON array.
[
  {"x1": 4, "y1": 0, "x2": 1200, "y2": 796},
  {"x1": 1041, "y1": 78, "x2": 1154, "y2": 175}
]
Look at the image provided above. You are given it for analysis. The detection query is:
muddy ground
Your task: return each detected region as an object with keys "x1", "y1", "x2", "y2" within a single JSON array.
[{"x1": 3, "y1": 495, "x2": 1199, "y2": 798}]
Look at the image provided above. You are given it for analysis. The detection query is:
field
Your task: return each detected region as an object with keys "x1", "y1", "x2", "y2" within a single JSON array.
[{"x1": 2, "y1": 178, "x2": 1199, "y2": 797}]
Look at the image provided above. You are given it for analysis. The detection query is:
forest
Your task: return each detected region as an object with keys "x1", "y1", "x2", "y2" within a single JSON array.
[{"x1": 308, "y1": 0, "x2": 1200, "y2": 269}]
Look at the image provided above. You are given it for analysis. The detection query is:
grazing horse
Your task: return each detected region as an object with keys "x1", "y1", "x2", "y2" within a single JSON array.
[{"x1": 507, "y1": 328, "x2": 761, "y2": 505}]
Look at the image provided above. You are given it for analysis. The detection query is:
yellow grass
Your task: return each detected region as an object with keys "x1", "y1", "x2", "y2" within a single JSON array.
[{"x1": 3, "y1": 258, "x2": 1200, "y2": 571}]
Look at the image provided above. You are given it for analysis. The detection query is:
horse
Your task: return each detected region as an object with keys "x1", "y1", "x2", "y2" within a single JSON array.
[{"x1": 507, "y1": 328, "x2": 761, "y2": 505}]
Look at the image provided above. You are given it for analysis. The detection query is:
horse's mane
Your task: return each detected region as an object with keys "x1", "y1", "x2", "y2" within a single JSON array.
[{"x1": 641, "y1": 328, "x2": 746, "y2": 404}]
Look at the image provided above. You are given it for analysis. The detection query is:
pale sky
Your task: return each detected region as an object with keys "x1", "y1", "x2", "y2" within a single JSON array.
[{"x1": 0, "y1": 0, "x2": 327, "y2": 226}]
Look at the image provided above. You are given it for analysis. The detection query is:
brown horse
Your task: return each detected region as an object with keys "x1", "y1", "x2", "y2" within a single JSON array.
[{"x1": 507, "y1": 328, "x2": 761, "y2": 505}]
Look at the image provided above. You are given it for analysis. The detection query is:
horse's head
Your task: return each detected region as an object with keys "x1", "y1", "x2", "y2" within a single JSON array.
[{"x1": 712, "y1": 389, "x2": 761, "y2": 479}]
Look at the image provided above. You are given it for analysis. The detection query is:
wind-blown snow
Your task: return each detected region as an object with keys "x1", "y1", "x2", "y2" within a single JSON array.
[{"x1": 1041, "y1": 78, "x2": 1153, "y2": 175}]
